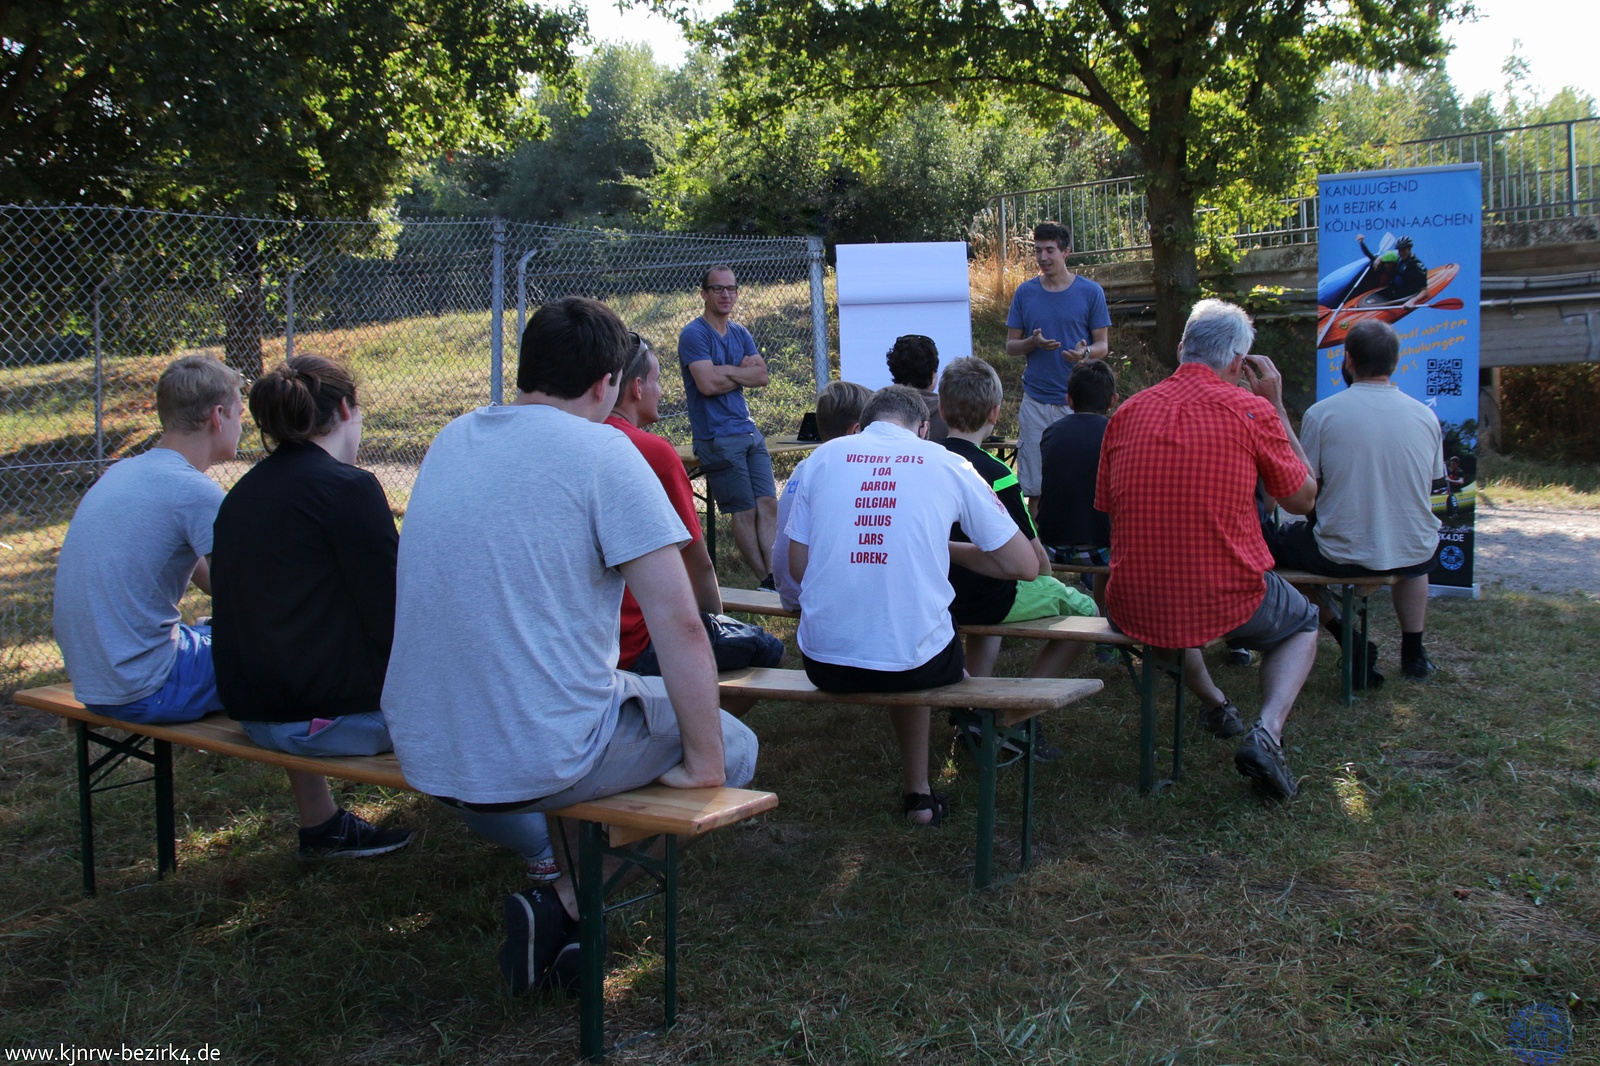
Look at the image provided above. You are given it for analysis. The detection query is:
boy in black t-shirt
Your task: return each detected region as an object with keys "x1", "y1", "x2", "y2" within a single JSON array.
[{"x1": 939, "y1": 358, "x2": 1097, "y2": 758}]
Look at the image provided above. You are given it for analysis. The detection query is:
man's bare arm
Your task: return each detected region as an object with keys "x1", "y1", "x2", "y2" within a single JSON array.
[
  {"x1": 1006, "y1": 326, "x2": 1059, "y2": 358},
  {"x1": 948, "y1": 530, "x2": 1037, "y2": 581},
  {"x1": 686, "y1": 356, "x2": 768, "y2": 397},
  {"x1": 787, "y1": 540, "x2": 808, "y2": 584},
  {"x1": 1240, "y1": 354, "x2": 1318, "y2": 514},
  {"x1": 618, "y1": 545, "x2": 726, "y2": 788},
  {"x1": 191, "y1": 555, "x2": 213, "y2": 596},
  {"x1": 681, "y1": 538, "x2": 723, "y2": 616}
]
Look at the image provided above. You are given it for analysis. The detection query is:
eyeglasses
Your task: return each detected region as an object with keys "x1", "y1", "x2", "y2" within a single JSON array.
[{"x1": 703, "y1": 284, "x2": 739, "y2": 295}]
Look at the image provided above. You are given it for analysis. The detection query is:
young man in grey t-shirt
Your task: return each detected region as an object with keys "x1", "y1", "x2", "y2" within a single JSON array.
[
  {"x1": 384, "y1": 297, "x2": 759, "y2": 997},
  {"x1": 53, "y1": 355, "x2": 411, "y2": 859}
]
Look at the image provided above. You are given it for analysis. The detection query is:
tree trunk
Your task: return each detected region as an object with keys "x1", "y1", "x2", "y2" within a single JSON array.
[
  {"x1": 1144, "y1": 180, "x2": 1200, "y2": 368},
  {"x1": 224, "y1": 232, "x2": 264, "y2": 382}
]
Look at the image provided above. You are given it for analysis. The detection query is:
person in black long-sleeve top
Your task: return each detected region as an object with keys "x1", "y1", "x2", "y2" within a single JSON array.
[{"x1": 210, "y1": 356, "x2": 416, "y2": 859}]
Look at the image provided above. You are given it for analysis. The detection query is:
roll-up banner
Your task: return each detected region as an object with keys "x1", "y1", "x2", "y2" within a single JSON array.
[{"x1": 1316, "y1": 163, "x2": 1482, "y2": 595}]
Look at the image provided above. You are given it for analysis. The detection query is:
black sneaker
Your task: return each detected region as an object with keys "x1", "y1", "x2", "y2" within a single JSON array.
[
  {"x1": 1199, "y1": 698, "x2": 1246, "y2": 740},
  {"x1": 297, "y1": 808, "x2": 413, "y2": 860},
  {"x1": 757, "y1": 572, "x2": 777, "y2": 591},
  {"x1": 1234, "y1": 724, "x2": 1299, "y2": 800},
  {"x1": 949, "y1": 708, "x2": 1026, "y2": 758},
  {"x1": 1401, "y1": 655, "x2": 1437, "y2": 681},
  {"x1": 500, "y1": 887, "x2": 569, "y2": 996},
  {"x1": 1224, "y1": 648, "x2": 1252, "y2": 667}
]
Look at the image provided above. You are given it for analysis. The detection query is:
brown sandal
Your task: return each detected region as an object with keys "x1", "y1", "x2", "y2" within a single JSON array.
[{"x1": 902, "y1": 790, "x2": 948, "y2": 828}]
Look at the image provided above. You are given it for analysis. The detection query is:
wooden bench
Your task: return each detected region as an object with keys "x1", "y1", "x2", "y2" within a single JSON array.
[
  {"x1": 12, "y1": 684, "x2": 777, "y2": 1063},
  {"x1": 1051, "y1": 563, "x2": 1399, "y2": 706},
  {"x1": 716, "y1": 667, "x2": 1101, "y2": 889},
  {"x1": 719, "y1": 587, "x2": 1189, "y2": 795}
]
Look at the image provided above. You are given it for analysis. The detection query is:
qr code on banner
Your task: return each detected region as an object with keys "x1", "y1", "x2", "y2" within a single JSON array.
[{"x1": 1427, "y1": 357, "x2": 1463, "y2": 397}]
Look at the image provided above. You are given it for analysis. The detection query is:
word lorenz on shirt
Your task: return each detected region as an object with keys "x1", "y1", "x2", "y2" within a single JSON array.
[{"x1": 846, "y1": 449, "x2": 920, "y2": 565}]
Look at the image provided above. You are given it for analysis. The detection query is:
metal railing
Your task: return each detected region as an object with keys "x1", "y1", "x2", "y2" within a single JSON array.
[
  {"x1": 982, "y1": 117, "x2": 1600, "y2": 265},
  {"x1": 0, "y1": 206, "x2": 827, "y2": 686}
]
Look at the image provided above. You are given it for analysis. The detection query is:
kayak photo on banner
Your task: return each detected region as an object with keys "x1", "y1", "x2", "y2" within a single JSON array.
[{"x1": 1316, "y1": 163, "x2": 1482, "y2": 594}]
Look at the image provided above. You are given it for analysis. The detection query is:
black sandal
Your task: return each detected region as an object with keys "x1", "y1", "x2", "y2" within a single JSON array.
[{"x1": 902, "y1": 790, "x2": 948, "y2": 828}]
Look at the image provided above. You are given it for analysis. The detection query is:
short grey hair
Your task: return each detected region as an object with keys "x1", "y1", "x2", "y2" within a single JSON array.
[
  {"x1": 1178, "y1": 299, "x2": 1255, "y2": 371},
  {"x1": 860, "y1": 384, "x2": 929, "y2": 431}
]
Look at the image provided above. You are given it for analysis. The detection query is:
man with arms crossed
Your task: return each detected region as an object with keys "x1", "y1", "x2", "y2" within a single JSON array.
[
  {"x1": 1006, "y1": 221, "x2": 1111, "y2": 507},
  {"x1": 1268, "y1": 319, "x2": 1443, "y2": 681},
  {"x1": 383, "y1": 298, "x2": 758, "y2": 996},
  {"x1": 680, "y1": 264, "x2": 778, "y2": 584},
  {"x1": 53, "y1": 355, "x2": 409, "y2": 857},
  {"x1": 787, "y1": 385, "x2": 1036, "y2": 826},
  {"x1": 1096, "y1": 300, "x2": 1320, "y2": 800},
  {"x1": 606, "y1": 332, "x2": 781, "y2": 695}
]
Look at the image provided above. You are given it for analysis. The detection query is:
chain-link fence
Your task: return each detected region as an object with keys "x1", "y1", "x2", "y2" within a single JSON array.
[{"x1": 1, "y1": 205, "x2": 826, "y2": 691}]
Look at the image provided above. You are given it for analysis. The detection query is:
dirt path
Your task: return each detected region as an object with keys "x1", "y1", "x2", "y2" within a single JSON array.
[{"x1": 1473, "y1": 501, "x2": 1600, "y2": 598}]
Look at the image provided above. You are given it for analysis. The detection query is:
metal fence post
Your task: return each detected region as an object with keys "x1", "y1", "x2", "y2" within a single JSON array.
[
  {"x1": 996, "y1": 196, "x2": 1008, "y2": 304},
  {"x1": 490, "y1": 219, "x2": 506, "y2": 405},
  {"x1": 90, "y1": 273, "x2": 120, "y2": 464},
  {"x1": 1569, "y1": 120, "x2": 1580, "y2": 217},
  {"x1": 807, "y1": 236, "x2": 828, "y2": 394},
  {"x1": 283, "y1": 256, "x2": 319, "y2": 359}
]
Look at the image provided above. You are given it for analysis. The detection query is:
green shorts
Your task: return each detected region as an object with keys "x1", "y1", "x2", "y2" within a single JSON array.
[{"x1": 1003, "y1": 574, "x2": 1097, "y2": 623}]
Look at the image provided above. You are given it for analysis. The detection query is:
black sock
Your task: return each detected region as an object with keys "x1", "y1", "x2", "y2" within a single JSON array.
[
  {"x1": 1323, "y1": 616, "x2": 1345, "y2": 642},
  {"x1": 1401, "y1": 631, "x2": 1425, "y2": 663}
]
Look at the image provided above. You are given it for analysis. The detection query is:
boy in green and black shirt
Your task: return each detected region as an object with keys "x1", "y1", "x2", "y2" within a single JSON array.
[{"x1": 939, "y1": 357, "x2": 1097, "y2": 683}]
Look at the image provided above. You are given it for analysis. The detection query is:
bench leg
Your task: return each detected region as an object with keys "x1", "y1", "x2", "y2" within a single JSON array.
[
  {"x1": 74, "y1": 722, "x2": 96, "y2": 897},
  {"x1": 662, "y1": 834, "x2": 679, "y2": 1029},
  {"x1": 1019, "y1": 718, "x2": 1036, "y2": 875},
  {"x1": 1339, "y1": 584, "x2": 1356, "y2": 706},
  {"x1": 154, "y1": 740, "x2": 176, "y2": 879},
  {"x1": 576, "y1": 819, "x2": 608, "y2": 1062},
  {"x1": 1138, "y1": 653, "x2": 1158, "y2": 794},
  {"x1": 973, "y1": 713, "x2": 998, "y2": 890}
]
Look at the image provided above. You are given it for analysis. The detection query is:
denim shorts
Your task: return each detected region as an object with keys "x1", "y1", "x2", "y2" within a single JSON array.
[
  {"x1": 238, "y1": 711, "x2": 394, "y2": 757},
  {"x1": 84, "y1": 624, "x2": 223, "y2": 726},
  {"x1": 693, "y1": 432, "x2": 776, "y2": 513}
]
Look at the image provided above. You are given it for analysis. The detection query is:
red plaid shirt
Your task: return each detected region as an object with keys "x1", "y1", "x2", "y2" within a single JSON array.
[{"x1": 1094, "y1": 363, "x2": 1308, "y2": 648}]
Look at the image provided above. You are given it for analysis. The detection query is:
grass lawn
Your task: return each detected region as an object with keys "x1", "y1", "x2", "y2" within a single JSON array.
[{"x1": 1, "y1": 588, "x2": 1596, "y2": 1063}]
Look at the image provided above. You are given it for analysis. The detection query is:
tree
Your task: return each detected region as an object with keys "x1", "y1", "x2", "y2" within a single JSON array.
[
  {"x1": 2, "y1": 0, "x2": 582, "y2": 377},
  {"x1": 692, "y1": 0, "x2": 1462, "y2": 362}
]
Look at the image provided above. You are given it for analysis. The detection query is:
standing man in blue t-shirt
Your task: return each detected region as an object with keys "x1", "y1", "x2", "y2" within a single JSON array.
[
  {"x1": 1005, "y1": 221, "x2": 1112, "y2": 508},
  {"x1": 679, "y1": 264, "x2": 778, "y2": 584}
]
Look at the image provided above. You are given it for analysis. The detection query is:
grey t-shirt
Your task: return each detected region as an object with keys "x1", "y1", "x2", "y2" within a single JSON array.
[
  {"x1": 53, "y1": 449, "x2": 223, "y2": 705},
  {"x1": 382, "y1": 403, "x2": 690, "y2": 803},
  {"x1": 1302, "y1": 382, "x2": 1445, "y2": 570}
]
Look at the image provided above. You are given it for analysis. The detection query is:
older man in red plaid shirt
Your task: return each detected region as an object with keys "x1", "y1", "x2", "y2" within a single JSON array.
[{"x1": 1095, "y1": 299, "x2": 1319, "y2": 800}]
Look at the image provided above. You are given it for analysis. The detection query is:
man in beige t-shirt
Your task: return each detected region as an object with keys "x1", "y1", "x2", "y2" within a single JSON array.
[{"x1": 1268, "y1": 320, "x2": 1445, "y2": 682}]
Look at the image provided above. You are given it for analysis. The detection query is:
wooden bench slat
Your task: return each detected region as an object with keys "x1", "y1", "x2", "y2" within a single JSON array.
[
  {"x1": 14, "y1": 685, "x2": 413, "y2": 789},
  {"x1": 720, "y1": 587, "x2": 797, "y2": 618},
  {"x1": 552, "y1": 785, "x2": 779, "y2": 846},
  {"x1": 716, "y1": 667, "x2": 1102, "y2": 726},
  {"x1": 1049, "y1": 562, "x2": 1399, "y2": 588}
]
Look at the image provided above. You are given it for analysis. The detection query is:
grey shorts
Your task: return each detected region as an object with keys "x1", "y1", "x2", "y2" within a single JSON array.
[
  {"x1": 694, "y1": 432, "x2": 776, "y2": 513},
  {"x1": 1017, "y1": 394, "x2": 1070, "y2": 498},
  {"x1": 1223, "y1": 571, "x2": 1320, "y2": 652},
  {"x1": 526, "y1": 673, "x2": 759, "y2": 811}
]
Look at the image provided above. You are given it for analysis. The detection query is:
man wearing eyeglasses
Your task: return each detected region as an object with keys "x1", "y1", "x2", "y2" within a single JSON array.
[{"x1": 679, "y1": 264, "x2": 778, "y2": 585}]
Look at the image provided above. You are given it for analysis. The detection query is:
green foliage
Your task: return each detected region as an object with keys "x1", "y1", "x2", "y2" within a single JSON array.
[
  {"x1": 1501, "y1": 364, "x2": 1600, "y2": 463},
  {"x1": 0, "y1": 0, "x2": 583, "y2": 215},
  {"x1": 692, "y1": 0, "x2": 1462, "y2": 360}
]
